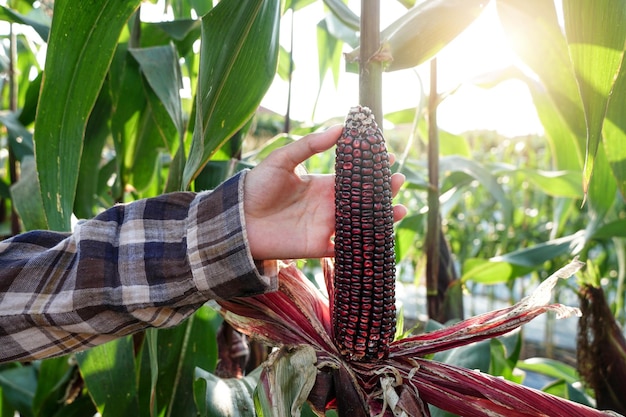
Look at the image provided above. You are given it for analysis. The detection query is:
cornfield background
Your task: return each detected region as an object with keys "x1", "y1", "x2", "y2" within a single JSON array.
[{"x1": 0, "y1": 0, "x2": 625, "y2": 416}]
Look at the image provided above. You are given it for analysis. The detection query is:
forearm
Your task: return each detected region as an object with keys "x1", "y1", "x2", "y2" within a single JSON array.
[{"x1": 0, "y1": 171, "x2": 277, "y2": 363}]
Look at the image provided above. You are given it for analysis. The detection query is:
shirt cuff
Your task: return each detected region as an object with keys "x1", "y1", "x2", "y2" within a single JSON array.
[{"x1": 187, "y1": 170, "x2": 278, "y2": 300}]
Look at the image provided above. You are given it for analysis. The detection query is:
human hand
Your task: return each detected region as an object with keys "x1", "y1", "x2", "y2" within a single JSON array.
[{"x1": 244, "y1": 125, "x2": 407, "y2": 260}]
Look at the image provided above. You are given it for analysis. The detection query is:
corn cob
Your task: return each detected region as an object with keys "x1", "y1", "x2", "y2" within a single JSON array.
[{"x1": 333, "y1": 105, "x2": 396, "y2": 362}]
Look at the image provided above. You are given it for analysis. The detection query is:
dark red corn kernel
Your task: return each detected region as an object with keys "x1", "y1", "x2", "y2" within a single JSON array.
[{"x1": 333, "y1": 106, "x2": 396, "y2": 362}]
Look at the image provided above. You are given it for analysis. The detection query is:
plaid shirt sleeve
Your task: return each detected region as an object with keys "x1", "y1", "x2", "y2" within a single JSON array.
[{"x1": 0, "y1": 170, "x2": 278, "y2": 363}]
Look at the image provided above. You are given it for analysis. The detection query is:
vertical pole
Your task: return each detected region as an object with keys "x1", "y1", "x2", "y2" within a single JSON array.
[
  {"x1": 426, "y1": 58, "x2": 441, "y2": 319},
  {"x1": 8, "y1": 23, "x2": 20, "y2": 236},
  {"x1": 359, "y1": 0, "x2": 382, "y2": 125}
]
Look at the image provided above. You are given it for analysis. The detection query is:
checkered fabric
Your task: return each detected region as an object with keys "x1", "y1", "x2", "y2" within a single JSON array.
[{"x1": 0, "y1": 171, "x2": 277, "y2": 363}]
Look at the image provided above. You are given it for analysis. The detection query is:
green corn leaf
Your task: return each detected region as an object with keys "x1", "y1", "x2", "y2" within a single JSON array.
[
  {"x1": 0, "y1": 5, "x2": 50, "y2": 41},
  {"x1": 496, "y1": 0, "x2": 586, "y2": 171},
  {"x1": 590, "y1": 219, "x2": 626, "y2": 239},
  {"x1": 439, "y1": 155, "x2": 513, "y2": 220},
  {"x1": 585, "y1": 144, "x2": 618, "y2": 223},
  {"x1": 602, "y1": 51, "x2": 626, "y2": 200},
  {"x1": 317, "y1": 17, "x2": 343, "y2": 90},
  {"x1": 517, "y1": 168, "x2": 582, "y2": 199},
  {"x1": 517, "y1": 358, "x2": 580, "y2": 385},
  {"x1": 35, "y1": 0, "x2": 140, "y2": 231},
  {"x1": 283, "y1": 0, "x2": 317, "y2": 14},
  {"x1": 346, "y1": 0, "x2": 488, "y2": 71},
  {"x1": 562, "y1": 0, "x2": 626, "y2": 195},
  {"x1": 0, "y1": 111, "x2": 34, "y2": 161},
  {"x1": 10, "y1": 156, "x2": 47, "y2": 231},
  {"x1": 109, "y1": 42, "x2": 146, "y2": 196},
  {"x1": 194, "y1": 367, "x2": 260, "y2": 417},
  {"x1": 277, "y1": 45, "x2": 293, "y2": 81},
  {"x1": 461, "y1": 230, "x2": 587, "y2": 284},
  {"x1": 137, "y1": 306, "x2": 221, "y2": 417},
  {"x1": 0, "y1": 365, "x2": 37, "y2": 417},
  {"x1": 74, "y1": 89, "x2": 111, "y2": 219},
  {"x1": 76, "y1": 337, "x2": 140, "y2": 417},
  {"x1": 182, "y1": 0, "x2": 280, "y2": 188},
  {"x1": 125, "y1": 82, "x2": 177, "y2": 193},
  {"x1": 130, "y1": 44, "x2": 185, "y2": 139},
  {"x1": 32, "y1": 356, "x2": 75, "y2": 417},
  {"x1": 321, "y1": 0, "x2": 359, "y2": 30}
]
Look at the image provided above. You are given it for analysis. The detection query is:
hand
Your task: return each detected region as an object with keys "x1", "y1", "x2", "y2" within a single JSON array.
[{"x1": 244, "y1": 125, "x2": 407, "y2": 260}]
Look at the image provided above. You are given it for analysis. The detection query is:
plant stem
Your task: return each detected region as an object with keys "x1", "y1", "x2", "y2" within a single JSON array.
[
  {"x1": 284, "y1": 8, "x2": 294, "y2": 133},
  {"x1": 426, "y1": 58, "x2": 440, "y2": 319},
  {"x1": 359, "y1": 0, "x2": 382, "y2": 124},
  {"x1": 8, "y1": 23, "x2": 19, "y2": 236}
]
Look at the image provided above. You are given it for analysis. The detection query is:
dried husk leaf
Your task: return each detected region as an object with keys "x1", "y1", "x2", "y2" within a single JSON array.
[
  {"x1": 578, "y1": 284, "x2": 626, "y2": 415},
  {"x1": 214, "y1": 258, "x2": 619, "y2": 416}
]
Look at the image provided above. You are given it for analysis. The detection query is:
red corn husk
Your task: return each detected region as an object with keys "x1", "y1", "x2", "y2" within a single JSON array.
[{"x1": 215, "y1": 259, "x2": 618, "y2": 416}]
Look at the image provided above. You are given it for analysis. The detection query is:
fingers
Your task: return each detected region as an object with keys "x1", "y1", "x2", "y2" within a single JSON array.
[
  {"x1": 270, "y1": 125, "x2": 342, "y2": 171},
  {"x1": 391, "y1": 172, "x2": 404, "y2": 198},
  {"x1": 393, "y1": 204, "x2": 408, "y2": 222}
]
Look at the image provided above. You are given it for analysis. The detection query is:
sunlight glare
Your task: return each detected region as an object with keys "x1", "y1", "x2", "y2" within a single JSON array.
[{"x1": 262, "y1": 1, "x2": 544, "y2": 137}]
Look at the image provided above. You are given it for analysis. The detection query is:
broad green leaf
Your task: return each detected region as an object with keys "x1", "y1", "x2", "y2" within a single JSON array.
[
  {"x1": 0, "y1": 111, "x2": 34, "y2": 161},
  {"x1": 518, "y1": 168, "x2": 582, "y2": 199},
  {"x1": 461, "y1": 258, "x2": 524, "y2": 285},
  {"x1": 395, "y1": 212, "x2": 425, "y2": 262},
  {"x1": 497, "y1": 0, "x2": 586, "y2": 171},
  {"x1": 18, "y1": 71, "x2": 42, "y2": 128},
  {"x1": 0, "y1": 365, "x2": 36, "y2": 417},
  {"x1": 125, "y1": 83, "x2": 177, "y2": 193},
  {"x1": 461, "y1": 231, "x2": 586, "y2": 284},
  {"x1": 182, "y1": 0, "x2": 280, "y2": 188},
  {"x1": 74, "y1": 89, "x2": 111, "y2": 219},
  {"x1": 50, "y1": 395, "x2": 97, "y2": 417},
  {"x1": 517, "y1": 357, "x2": 580, "y2": 384},
  {"x1": 320, "y1": 9, "x2": 359, "y2": 48},
  {"x1": 137, "y1": 306, "x2": 221, "y2": 417},
  {"x1": 0, "y1": 179, "x2": 10, "y2": 200},
  {"x1": 283, "y1": 0, "x2": 317, "y2": 13},
  {"x1": 32, "y1": 356, "x2": 75, "y2": 417},
  {"x1": 417, "y1": 119, "x2": 470, "y2": 158},
  {"x1": 130, "y1": 44, "x2": 184, "y2": 138},
  {"x1": 562, "y1": 0, "x2": 626, "y2": 194},
  {"x1": 0, "y1": 388, "x2": 16, "y2": 417},
  {"x1": 585, "y1": 144, "x2": 618, "y2": 224},
  {"x1": 140, "y1": 19, "x2": 202, "y2": 61},
  {"x1": 346, "y1": 0, "x2": 488, "y2": 71},
  {"x1": 0, "y1": 5, "x2": 50, "y2": 41},
  {"x1": 439, "y1": 155, "x2": 512, "y2": 219},
  {"x1": 35, "y1": 0, "x2": 140, "y2": 231},
  {"x1": 277, "y1": 45, "x2": 293, "y2": 81},
  {"x1": 10, "y1": 156, "x2": 47, "y2": 231},
  {"x1": 109, "y1": 41, "x2": 147, "y2": 198},
  {"x1": 165, "y1": 146, "x2": 187, "y2": 193},
  {"x1": 384, "y1": 107, "x2": 417, "y2": 125},
  {"x1": 189, "y1": 0, "x2": 214, "y2": 17},
  {"x1": 590, "y1": 219, "x2": 626, "y2": 239},
  {"x1": 254, "y1": 345, "x2": 317, "y2": 417},
  {"x1": 492, "y1": 230, "x2": 586, "y2": 266},
  {"x1": 317, "y1": 16, "x2": 343, "y2": 91},
  {"x1": 541, "y1": 380, "x2": 593, "y2": 407},
  {"x1": 602, "y1": 49, "x2": 626, "y2": 200},
  {"x1": 490, "y1": 338, "x2": 523, "y2": 384},
  {"x1": 145, "y1": 19, "x2": 201, "y2": 42},
  {"x1": 321, "y1": 0, "x2": 359, "y2": 30},
  {"x1": 194, "y1": 367, "x2": 260, "y2": 417},
  {"x1": 76, "y1": 337, "x2": 140, "y2": 417}
]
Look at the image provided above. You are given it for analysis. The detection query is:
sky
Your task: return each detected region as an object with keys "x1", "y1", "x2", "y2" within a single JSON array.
[{"x1": 260, "y1": 1, "x2": 545, "y2": 137}]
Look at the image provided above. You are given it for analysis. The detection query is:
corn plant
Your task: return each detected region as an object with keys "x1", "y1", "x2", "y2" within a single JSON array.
[{"x1": 1, "y1": 0, "x2": 626, "y2": 416}]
